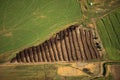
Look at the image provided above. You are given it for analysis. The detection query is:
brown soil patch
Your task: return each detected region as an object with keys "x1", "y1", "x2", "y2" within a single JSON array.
[
  {"x1": 72, "y1": 62, "x2": 100, "y2": 74},
  {"x1": 57, "y1": 62, "x2": 100, "y2": 76},
  {"x1": 110, "y1": 65, "x2": 120, "y2": 80},
  {"x1": 58, "y1": 66, "x2": 85, "y2": 76},
  {"x1": 10, "y1": 25, "x2": 101, "y2": 63}
]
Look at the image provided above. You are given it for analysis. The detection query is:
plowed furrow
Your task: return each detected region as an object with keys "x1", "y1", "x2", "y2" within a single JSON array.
[
  {"x1": 28, "y1": 48, "x2": 34, "y2": 62},
  {"x1": 50, "y1": 39, "x2": 58, "y2": 61},
  {"x1": 10, "y1": 57, "x2": 16, "y2": 63},
  {"x1": 24, "y1": 49, "x2": 30, "y2": 62},
  {"x1": 71, "y1": 28, "x2": 81, "y2": 61},
  {"x1": 67, "y1": 28, "x2": 77, "y2": 61},
  {"x1": 80, "y1": 29, "x2": 89, "y2": 60},
  {"x1": 83, "y1": 30, "x2": 92, "y2": 60},
  {"x1": 51, "y1": 39, "x2": 59, "y2": 61},
  {"x1": 55, "y1": 36, "x2": 64, "y2": 61},
  {"x1": 43, "y1": 42, "x2": 51, "y2": 62},
  {"x1": 36, "y1": 46, "x2": 43, "y2": 62},
  {"x1": 75, "y1": 27, "x2": 83, "y2": 61},
  {"x1": 78, "y1": 29, "x2": 87, "y2": 61},
  {"x1": 19, "y1": 51, "x2": 26, "y2": 62},
  {"x1": 32, "y1": 47, "x2": 38, "y2": 62},
  {"x1": 47, "y1": 40, "x2": 55, "y2": 62},
  {"x1": 89, "y1": 30, "x2": 100, "y2": 58},
  {"x1": 40, "y1": 45, "x2": 47, "y2": 62},
  {"x1": 11, "y1": 25, "x2": 101, "y2": 63},
  {"x1": 60, "y1": 31, "x2": 69, "y2": 61},
  {"x1": 63, "y1": 30, "x2": 71, "y2": 61},
  {"x1": 39, "y1": 46, "x2": 45, "y2": 62},
  {"x1": 85, "y1": 30, "x2": 93, "y2": 59},
  {"x1": 86, "y1": 30, "x2": 96, "y2": 59},
  {"x1": 16, "y1": 53, "x2": 21, "y2": 63},
  {"x1": 42, "y1": 43, "x2": 49, "y2": 62},
  {"x1": 64, "y1": 30, "x2": 73, "y2": 61},
  {"x1": 31, "y1": 47, "x2": 37, "y2": 62}
]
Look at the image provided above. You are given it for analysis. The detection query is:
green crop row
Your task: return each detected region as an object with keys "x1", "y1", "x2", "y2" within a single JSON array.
[{"x1": 97, "y1": 8, "x2": 120, "y2": 61}]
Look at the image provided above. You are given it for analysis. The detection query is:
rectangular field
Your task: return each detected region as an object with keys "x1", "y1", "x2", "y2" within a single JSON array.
[
  {"x1": 0, "y1": 64, "x2": 83, "y2": 80},
  {"x1": 96, "y1": 8, "x2": 120, "y2": 60}
]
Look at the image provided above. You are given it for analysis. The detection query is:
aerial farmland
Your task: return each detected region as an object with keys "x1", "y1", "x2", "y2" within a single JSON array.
[{"x1": 0, "y1": 0, "x2": 120, "y2": 80}]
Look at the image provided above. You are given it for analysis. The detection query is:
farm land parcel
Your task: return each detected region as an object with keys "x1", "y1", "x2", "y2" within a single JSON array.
[{"x1": 0, "y1": 0, "x2": 120, "y2": 80}]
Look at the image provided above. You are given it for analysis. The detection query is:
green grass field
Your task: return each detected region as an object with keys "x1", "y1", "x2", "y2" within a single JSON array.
[
  {"x1": 0, "y1": 0, "x2": 120, "y2": 80},
  {"x1": 96, "y1": 8, "x2": 120, "y2": 61},
  {"x1": 0, "y1": 0, "x2": 82, "y2": 62}
]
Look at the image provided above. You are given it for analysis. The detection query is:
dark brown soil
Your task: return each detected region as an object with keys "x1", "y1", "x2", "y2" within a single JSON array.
[{"x1": 10, "y1": 25, "x2": 101, "y2": 63}]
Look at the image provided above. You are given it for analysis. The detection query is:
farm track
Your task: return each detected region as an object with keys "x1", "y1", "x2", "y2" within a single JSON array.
[{"x1": 10, "y1": 25, "x2": 101, "y2": 63}]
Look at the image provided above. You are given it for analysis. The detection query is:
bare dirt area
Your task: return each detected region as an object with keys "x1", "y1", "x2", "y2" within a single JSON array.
[
  {"x1": 10, "y1": 25, "x2": 101, "y2": 63},
  {"x1": 58, "y1": 66, "x2": 85, "y2": 76},
  {"x1": 57, "y1": 62, "x2": 101, "y2": 77},
  {"x1": 110, "y1": 65, "x2": 120, "y2": 80}
]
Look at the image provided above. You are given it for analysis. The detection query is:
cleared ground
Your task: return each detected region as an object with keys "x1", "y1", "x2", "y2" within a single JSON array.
[{"x1": 10, "y1": 25, "x2": 101, "y2": 63}]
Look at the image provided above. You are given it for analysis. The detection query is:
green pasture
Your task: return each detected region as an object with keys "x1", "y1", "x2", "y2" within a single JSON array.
[
  {"x1": 0, "y1": 0, "x2": 82, "y2": 56},
  {"x1": 96, "y1": 8, "x2": 120, "y2": 61}
]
